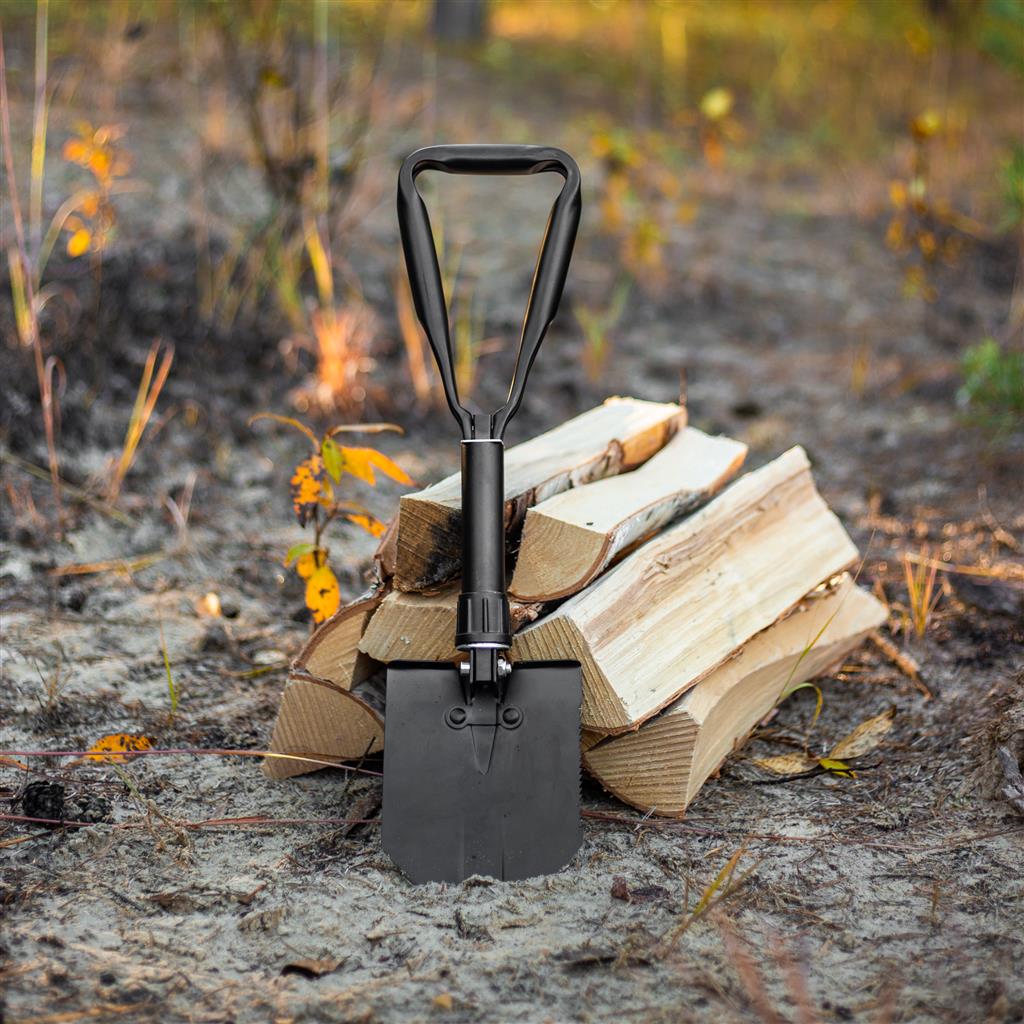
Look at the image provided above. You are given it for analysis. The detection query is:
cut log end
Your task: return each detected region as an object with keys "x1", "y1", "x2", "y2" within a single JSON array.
[{"x1": 263, "y1": 675, "x2": 384, "y2": 780}]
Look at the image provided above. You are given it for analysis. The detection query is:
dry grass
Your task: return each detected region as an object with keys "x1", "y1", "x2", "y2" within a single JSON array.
[{"x1": 902, "y1": 546, "x2": 943, "y2": 639}]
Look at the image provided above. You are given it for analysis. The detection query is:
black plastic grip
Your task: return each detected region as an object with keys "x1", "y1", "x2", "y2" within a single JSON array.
[{"x1": 397, "y1": 144, "x2": 581, "y2": 440}]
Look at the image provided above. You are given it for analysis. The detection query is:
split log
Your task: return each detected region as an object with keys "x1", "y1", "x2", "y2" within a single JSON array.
[
  {"x1": 583, "y1": 575, "x2": 886, "y2": 815},
  {"x1": 262, "y1": 673, "x2": 385, "y2": 780},
  {"x1": 515, "y1": 446, "x2": 860, "y2": 733},
  {"x1": 509, "y1": 427, "x2": 748, "y2": 602},
  {"x1": 359, "y1": 585, "x2": 543, "y2": 665},
  {"x1": 387, "y1": 397, "x2": 685, "y2": 592},
  {"x1": 293, "y1": 588, "x2": 385, "y2": 690}
]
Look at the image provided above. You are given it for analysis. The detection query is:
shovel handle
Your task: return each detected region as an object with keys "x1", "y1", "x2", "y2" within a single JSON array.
[{"x1": 397, "y1": 144, "x2": 581, "y2": 440}]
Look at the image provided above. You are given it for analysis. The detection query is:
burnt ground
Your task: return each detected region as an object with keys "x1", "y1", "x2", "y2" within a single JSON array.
[{"x1": 2, "y1": 79, "x2": 1024, "y2": 1024}]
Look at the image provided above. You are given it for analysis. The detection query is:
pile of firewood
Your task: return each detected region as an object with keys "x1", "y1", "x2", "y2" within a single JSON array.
[{"x1": 264, "y1": 398, "x2": 885, "y2": 816}]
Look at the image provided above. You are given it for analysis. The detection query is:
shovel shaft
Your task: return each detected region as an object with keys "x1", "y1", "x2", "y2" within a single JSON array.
[{"x1": 456, "y1": 438, "x2": 511, "y2": 650}]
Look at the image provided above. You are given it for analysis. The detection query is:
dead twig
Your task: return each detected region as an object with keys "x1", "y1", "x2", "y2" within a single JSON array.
[
  {"x1": 0, "y1": 747, "x2": 382, "y2": 776},
  {"x1": 869, "y1": 631, "x2": 931, "y2": 699}
]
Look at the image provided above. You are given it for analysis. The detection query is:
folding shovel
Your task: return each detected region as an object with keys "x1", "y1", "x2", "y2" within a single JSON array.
[{"x1": 382, "y1": 145, "x2": 584, "y2": 885}]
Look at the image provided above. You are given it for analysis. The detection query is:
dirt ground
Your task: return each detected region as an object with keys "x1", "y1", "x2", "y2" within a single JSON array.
[{"x1": 3, "y1": 48, "x2": 1024, "y2": 1024}]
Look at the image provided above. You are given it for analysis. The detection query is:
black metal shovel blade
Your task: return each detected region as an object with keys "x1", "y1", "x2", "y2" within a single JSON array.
[{"x1": 382, "y1": 660, "x2": 582, "y2": 884}]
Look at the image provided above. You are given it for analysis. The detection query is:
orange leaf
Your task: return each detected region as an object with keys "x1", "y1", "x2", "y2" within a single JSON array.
[
  {"x1": 306, "y1": 565, "x2": 340, "y2": 624},
  {"x1": 88, "y1": 733, "x2": 153, "y2": 763},
  {"x1": 290, "y1": 455, "x2": 325, "y2": 526},
  {"x1": 88, "y1": 150, "x2": 112, "y2": 182},
  {"x1": 62, "y1": 139, "x2": 90, "y2": 165},
  {"x1": 345, "y1": 512, "x2": 387, "y2": 538},
  {"x1": 340, "y1": 447, "x2": 413, "y2": 487}
]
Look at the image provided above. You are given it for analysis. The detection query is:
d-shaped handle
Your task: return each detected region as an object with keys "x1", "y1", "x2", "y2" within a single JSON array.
[{"x1": 397, "y1": 144, "x2": 581, "y2": 439}]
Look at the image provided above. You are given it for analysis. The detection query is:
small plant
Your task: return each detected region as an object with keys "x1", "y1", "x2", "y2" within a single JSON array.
[
  {"x1": 575, "y1": 279, "x2": 630, "y2": 381},
  {"x1": 60, "y1": 121, "x2": 133, "y2": 258},
  {"x1": 590, "y1": 125, "x2": 692, "y2": 291},
  {"x1": 885, "y1": 112, "x2": 976, "y2": 302},
  {"x1": 1, "y1": 8, "x2": 136, "y2": 526},
  {"x1": 958, "y1": 338, "x2": 1024, "y2": 434},
  {"x1": 697, "y1": 86, "x2": 740, "y2": 169},
  {"x1": 106, "y1": 340, "x2": 174, "y2": 504},
  {"x1": 902, "y1": 548, "x2": 942, "y2": 639},
  {"x1": 252, "y1": 414, "x2": 412, "y2": 625},
  {"x1": 998, "y1": 143, "x2": 1024, "y2": 231},
  {"x1": 159, "y1": 619, "x2": 178, "y2": 726}
]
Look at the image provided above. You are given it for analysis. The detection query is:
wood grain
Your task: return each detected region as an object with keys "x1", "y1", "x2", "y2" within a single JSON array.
[
  {"x1": 509, "y1": 427, "x2": 747, "y2": 602},
  {"x1": 515, "y1": 447, "x2": 861, "y2": 732},
  {"x1": 389, "y1": 397, "x2": 685, "y2": 592},
  {"x1": 583, "y1": 576, "x2": 886, "y2": 815}
]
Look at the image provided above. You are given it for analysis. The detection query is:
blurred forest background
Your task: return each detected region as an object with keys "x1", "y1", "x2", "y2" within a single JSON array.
[{"x1": 2, "y1": 0, "x2": 1021, "y2": 468}]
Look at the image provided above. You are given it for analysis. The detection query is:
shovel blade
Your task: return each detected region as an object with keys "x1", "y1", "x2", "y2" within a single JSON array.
[{"x1": 382, "y1": 660, "x2": 582, "y2": 884}]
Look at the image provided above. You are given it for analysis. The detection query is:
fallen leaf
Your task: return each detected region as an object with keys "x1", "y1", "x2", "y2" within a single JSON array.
[
  {"x1": 610, "y1": 876, "x2": 670, "y2": 903},
  {"x1": 196, "y1": 591, "x2": 222, "y2": 617},
  {"x1": 829, "y1": 708, "x2": 896, "y2": 760},
  {"x1": 306, "y1": 565, "x2": 340, "y2": 624},
  {"x1": 290, "y1": 455, "x2": 326, "y2": 526},
  {"x1": 432, "y1": 993, "x2": 454, "y2": 1011},
  {"x1": 751, "y1": 752, "x2": 816, "y2": 776},
  {"x1": 281, "y1": 957, "x2": 345, "y2": 979},
  {"x1": 817, "y1": 757, "x2": 856, "y2": 778},
  {"x1": 340, "y1": 447, "x2": 413, "y2": 487},
  {"x1": 88, "y1": 733, "x2": 153, "y2": 762}
]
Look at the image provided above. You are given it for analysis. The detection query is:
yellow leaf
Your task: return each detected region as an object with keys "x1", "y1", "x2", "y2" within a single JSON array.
[
  {"x1": 345, "y1": 512, "x2": 386, "y2": 538},
  {"x1": 295, "y1": 550, "x2": 326, "y2": 579},
  {"x1": 433, "y1": 993, "x2": 454, "y2": 1011},
  {"x1": 290, "y1": 455, "x2": 326, "y2": 526},
  {"x1": 911, "y1": 111, "x2": 940, "y2": 141},
  {"x1": 700, "y1": 86, "x2": 734, "y2": 122},
  {"x1": 66, "y1": 228, "x2": 91, "y2": 257},
  {"x1": 829, "y1": 707, "x2": 895, "y2": 760},
  {"x1": 752, "y1": 753, "x2": 816, "y2": 776},
  {"x1": 340, "y1": 447, "x2": 413, "y2": 487},
  {"x1": 88, "y1": 733, "x2": 153, "y2": 762},
  {"x1": 306, "y1": 565, "x2": 340, "y2": 624},
  {"x1": 817, "y1": 757, "x2": 856, "y2": 778}
]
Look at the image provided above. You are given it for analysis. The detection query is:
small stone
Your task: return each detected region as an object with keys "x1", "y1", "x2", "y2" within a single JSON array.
[
  {"x1": 63, "y1": 792, "x2": 112, "y2": 824},
  {"x1": 59, "y1": 585, "x2": 88, "y2": 612}
]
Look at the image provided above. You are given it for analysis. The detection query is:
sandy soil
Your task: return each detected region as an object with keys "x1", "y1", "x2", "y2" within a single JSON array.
[{"x1": 3, "y1": 51, "x2": 1024, "y2": 1024}]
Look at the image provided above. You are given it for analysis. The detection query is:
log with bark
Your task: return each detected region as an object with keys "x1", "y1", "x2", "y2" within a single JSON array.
[
  {"x1": 382, "y1": 396, "x2": 684, "y2": 591},
  {"x1": 264, "y1": 397, "x2": 885, "y2": 812}
]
